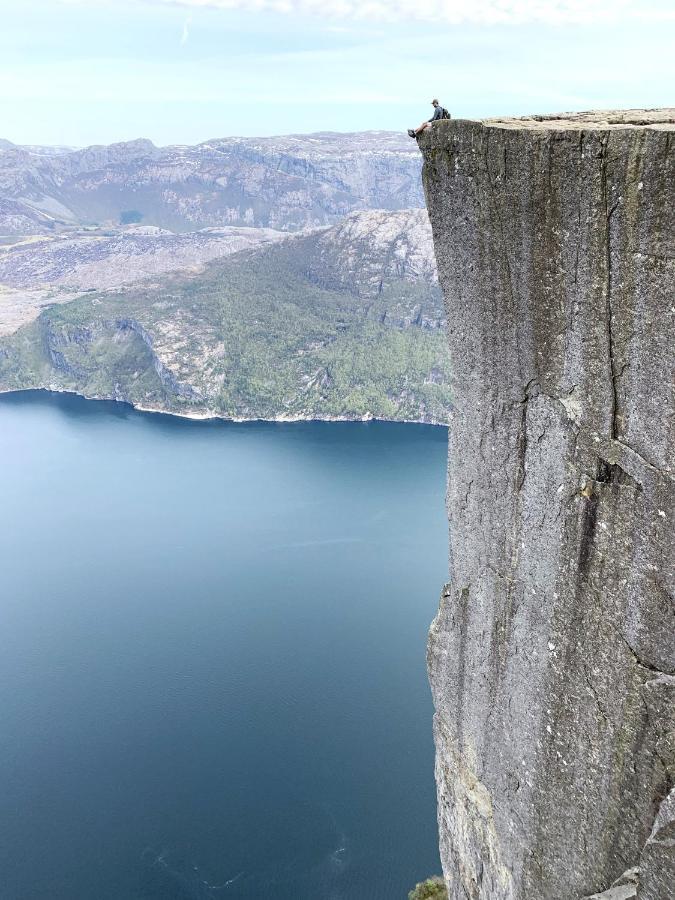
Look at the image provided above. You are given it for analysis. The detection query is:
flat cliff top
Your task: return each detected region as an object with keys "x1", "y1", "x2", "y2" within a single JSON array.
[
  {"x1": 485, "y1": 108, "x2": 674, "y2": 130},
  {"x1": 427, "y1": 108, "x2": 675, "y2": 134}
]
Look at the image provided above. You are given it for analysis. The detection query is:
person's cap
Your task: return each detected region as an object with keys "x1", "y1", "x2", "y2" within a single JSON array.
[{"x1": 432, "y1": 98, "x2": 439, "y2": 103}]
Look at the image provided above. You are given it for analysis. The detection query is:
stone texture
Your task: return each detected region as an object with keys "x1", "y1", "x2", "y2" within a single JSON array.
[
  {"x1": 421, "y1": 110, "x2": 674, "y2": 899},
  {"x1": 638, "y1": 786, "x2": 675, "y2": 899},
  {"x1": 584, "y1": 867, "x2": 639, "y2": 900}
]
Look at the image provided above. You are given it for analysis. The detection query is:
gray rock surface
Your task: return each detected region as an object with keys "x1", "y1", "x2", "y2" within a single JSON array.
[
  {"x1": 584, "y1": 867, "x2": 639, "y2": 900},
  {"x1": 638, "y1": 786, "x2": 675, "y2": 900},
  {"x1": 421, "y1": 110, "x2": 674, "y2": 899},
  {"x1": 307, "y1": 208, "x2": 437, "y2": 298}
]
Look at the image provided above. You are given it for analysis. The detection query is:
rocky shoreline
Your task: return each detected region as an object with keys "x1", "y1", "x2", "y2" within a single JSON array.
[{"x1": 0, "y1": 386, "x2": 450, "y2": 427}]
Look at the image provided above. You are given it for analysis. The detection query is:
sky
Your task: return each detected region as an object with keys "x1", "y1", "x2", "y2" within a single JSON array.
[{"x1": 1, "y1": 0, "x2": 673, "y2": 147}]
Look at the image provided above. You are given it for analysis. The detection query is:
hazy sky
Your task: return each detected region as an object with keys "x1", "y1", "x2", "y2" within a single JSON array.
[{"x1": 1, "y1": 0, "x2": 673, "y2": 146}]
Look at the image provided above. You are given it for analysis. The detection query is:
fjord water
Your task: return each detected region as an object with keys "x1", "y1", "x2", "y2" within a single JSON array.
[{"x1": 0, "y1": 391, "x2": 447, "y2": 900}]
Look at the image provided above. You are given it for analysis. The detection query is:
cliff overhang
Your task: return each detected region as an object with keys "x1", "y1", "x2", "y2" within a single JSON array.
[{"x1": 422, "y1": 110, "x2": 674, "y2": 899}]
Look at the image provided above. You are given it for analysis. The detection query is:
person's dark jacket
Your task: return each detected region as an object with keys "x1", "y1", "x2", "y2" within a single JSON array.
[{"x1": 429, "y1": 105, "x2": 444, "y2": 122}]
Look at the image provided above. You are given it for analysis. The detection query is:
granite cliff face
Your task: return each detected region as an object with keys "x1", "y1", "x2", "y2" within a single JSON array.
[{"x1": 421, "y1": 110, "x2": 674, "y2": 899}]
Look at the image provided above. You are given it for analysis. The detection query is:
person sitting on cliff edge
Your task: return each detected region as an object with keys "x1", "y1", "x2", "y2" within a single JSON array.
[{"x1": 408, "y1": 99, "x2": 450, "y2": 138}]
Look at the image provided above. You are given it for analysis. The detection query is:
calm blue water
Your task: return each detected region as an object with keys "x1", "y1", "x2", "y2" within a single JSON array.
[{"x1": 0, "y1": 391, "x2": 447, "y2": 900}]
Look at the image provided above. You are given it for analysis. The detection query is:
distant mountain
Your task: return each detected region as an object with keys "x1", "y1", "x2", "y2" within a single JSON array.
[
  {"x1": 25, "y1": 147, "x2": 81, "y2": 157},
  {"x1": 0, "y1": 132, "x2": 423, "y2": 235},
  {"x1": 0, "y1": 224, "x2": 284, "y2": 307},
  {"x1": 0, "y1": 197, "x2": 59, "y2": 235},
  {"x1": 0, "y1": 210, "x2": 450, "y2": 424}
]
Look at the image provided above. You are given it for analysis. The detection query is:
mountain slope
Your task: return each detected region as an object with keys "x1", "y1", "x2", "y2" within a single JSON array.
[
  {"x1": 0, "y1": 132, "x2": 423, "y2": 235},
  {"x1": 0, "y1": 225, "x2": 284, "y2": 293},
  {"x1": 0, "y1": 225, "x2": 284, "y2": 336},
  {"x1": 0, "y1": 210, "x2": 450, "y2": 423}
]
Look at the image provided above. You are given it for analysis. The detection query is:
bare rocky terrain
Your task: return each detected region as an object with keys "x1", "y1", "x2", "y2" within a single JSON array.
[
  {"x1": 0, "y1": 131, "x2": 423, "y2": 235},
  {"x1": 0, "y1": 224, "x2": 284, "y2": 335}
]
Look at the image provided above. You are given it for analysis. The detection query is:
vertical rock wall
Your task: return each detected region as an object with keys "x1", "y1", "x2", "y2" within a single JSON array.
[{"x1": 420, "y1": 111, "x2": 674, "y2": 899}]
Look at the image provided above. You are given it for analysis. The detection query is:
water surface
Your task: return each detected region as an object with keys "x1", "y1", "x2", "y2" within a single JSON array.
[{"x1": 0, "y1": 391, "x2": 447, "y2": 899}]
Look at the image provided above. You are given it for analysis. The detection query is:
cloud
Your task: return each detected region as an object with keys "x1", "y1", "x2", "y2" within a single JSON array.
[
  {"x1": 150, "y1": 0, "x2": 675, "y2": 25},
  {"x1": 180, "y1": 13, "x2": 192, "y2": 44}
]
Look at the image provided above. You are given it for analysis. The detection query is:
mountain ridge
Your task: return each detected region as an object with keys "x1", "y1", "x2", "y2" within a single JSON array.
[
  {"x1": 0, "y1": 209, "x2": 450, "y2": 425},
  {"x1": 0, "y1": 131, "x2": 423, "y2": 235}
]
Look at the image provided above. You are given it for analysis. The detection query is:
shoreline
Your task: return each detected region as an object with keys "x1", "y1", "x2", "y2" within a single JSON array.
[{"x1": 0, "y1": 386, "x2": 450, "y2": 428}]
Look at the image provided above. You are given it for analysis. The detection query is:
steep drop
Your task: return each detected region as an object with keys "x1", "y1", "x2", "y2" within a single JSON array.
[{"x1": 421, "y1": 110, "x2": 674, "y2": 899}]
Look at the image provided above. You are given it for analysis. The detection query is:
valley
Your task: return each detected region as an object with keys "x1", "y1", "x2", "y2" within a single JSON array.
[{"x1": 0, "y1": 134, "x2": 449, "y2": 424}]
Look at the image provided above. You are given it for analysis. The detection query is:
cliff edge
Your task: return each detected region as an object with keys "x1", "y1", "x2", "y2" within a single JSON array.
[{"x1": 421, "y1": 110, "x2": 674, "y2": 899}]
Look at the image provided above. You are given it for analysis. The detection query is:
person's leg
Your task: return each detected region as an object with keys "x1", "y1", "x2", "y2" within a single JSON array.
[{"x1": 408, "y1": 120, "x2": 431, "y2": 138}]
